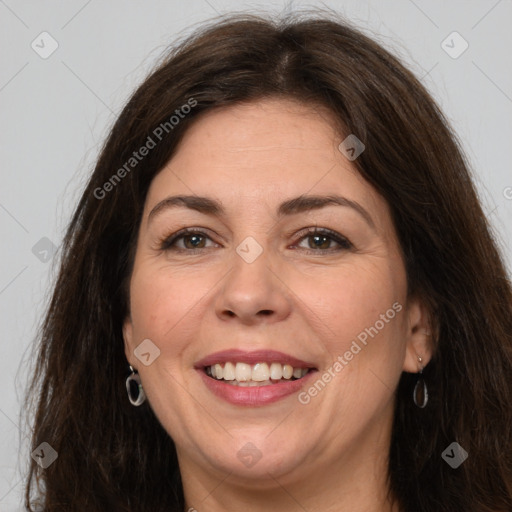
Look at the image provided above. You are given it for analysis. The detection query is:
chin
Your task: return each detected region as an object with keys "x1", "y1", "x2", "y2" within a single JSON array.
[{"x1": 202, "y1": 434, "x2": 309, "y2": 481}]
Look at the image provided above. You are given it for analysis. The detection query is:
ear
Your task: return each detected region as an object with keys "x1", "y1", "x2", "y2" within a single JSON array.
[
  {"x1": 122, "y1": 316, "x2": 137, "y2": 369},
  {"x1": 402, "y1": 296, "x2": 434, "y2": 373}
]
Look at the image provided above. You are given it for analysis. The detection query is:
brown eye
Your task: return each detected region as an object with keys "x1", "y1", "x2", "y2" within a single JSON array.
[
  {"x1": 160, "y1": 229, "x2": 216, "y2": 252},
  {"x1": 295, "y1": 228, "x2": 352, "y2": 253},
  {"x1": 181, "y1": 233, "x2": 207, "y2": 249}
]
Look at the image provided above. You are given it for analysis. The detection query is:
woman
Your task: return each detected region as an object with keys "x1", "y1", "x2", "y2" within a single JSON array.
[{"x1": 22, "y1": 11, "x2": 512, "y2": 512}]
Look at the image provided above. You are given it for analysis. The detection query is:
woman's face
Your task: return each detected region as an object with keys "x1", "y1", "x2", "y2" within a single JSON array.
[{"x1": 123, "y1": 98, "x2": 431, "y2": 487}]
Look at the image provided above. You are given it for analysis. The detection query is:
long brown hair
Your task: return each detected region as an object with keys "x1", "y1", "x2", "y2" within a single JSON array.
[{"x1": 21, "y1": 11, "x2": 512, "y2": 511}]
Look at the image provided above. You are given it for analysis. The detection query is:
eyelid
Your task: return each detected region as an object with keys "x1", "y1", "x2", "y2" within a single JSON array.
[
  {"x1": 158, "y1": 227, "x2": 218, "y2": 251},
  {"x1": 158, "y1": 226, "x2": 353, "y2": 253},
  {"x1": 292, "y1": 227, "x2": 353, "y2": 251}
]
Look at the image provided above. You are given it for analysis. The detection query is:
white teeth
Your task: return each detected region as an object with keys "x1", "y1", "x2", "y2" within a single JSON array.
[
  {"x1": 223, "y1": 361, "x2": 236, "y2": 381},
  {"x1": 252, "y1": 362, "x2": 270, "y2": 381},
  {"x1": 235, "y1": 362, "x2": 252, "y2": 382},
  {"x1": 282, "y1": 364, "x2": 293, "y2": 379},
  {"x1": 269, "y1": 362, "x2": 283, "y2": 380},
  {"x1": 229, "y1": 379, "x2": 273, "y2": 387},
  {"x1": 206, "y1": 362, "x2": 311, "y2": 384}
]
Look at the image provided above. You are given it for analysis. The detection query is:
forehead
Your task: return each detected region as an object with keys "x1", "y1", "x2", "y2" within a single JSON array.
[{"x1": 144, "y1": 98, "x2": 388, "y2": 224}]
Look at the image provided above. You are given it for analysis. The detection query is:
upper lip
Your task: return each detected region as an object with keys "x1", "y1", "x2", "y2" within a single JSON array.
[{"x1": 195, "y1": 349, "x2": 317, "y2": 369}]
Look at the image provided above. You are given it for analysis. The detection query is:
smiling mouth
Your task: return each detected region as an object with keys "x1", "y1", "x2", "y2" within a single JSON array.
[{"x1": 204, "y1": 362, "x2": 316, "y2": 387}]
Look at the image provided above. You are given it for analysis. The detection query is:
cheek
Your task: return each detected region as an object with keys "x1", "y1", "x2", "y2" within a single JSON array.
[
  {"x1": 306, "y1": 266, "x2": 406, "y2": 416},
  {"x1": 128, "y1": 263, "x2": 221, "y2": 360},
  {"x1": 129, "y1": 268, "x2": 192, "y2": 346},
  {"x1": 299, "y1": 261, "x2": 403, "y2": 355},
  {"x1": 127, "y1": 269, "x2": 199, "y2": 410}
]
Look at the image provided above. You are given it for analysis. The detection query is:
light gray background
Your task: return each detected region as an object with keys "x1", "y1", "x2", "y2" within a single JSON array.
[{"x1": 1, "y1": 0, "x2": 511, "y2": 509}]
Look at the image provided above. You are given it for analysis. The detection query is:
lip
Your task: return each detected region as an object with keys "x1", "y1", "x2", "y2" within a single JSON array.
[
  {"x1": 194, "y1": 349, "x2": 316, "y2": 369},
  {"x1": 197, "y1": 368, "x2": 317, "y2": 406},
  {"x1": 194, "y1": 349, "x2": 318, "y2": 406}
]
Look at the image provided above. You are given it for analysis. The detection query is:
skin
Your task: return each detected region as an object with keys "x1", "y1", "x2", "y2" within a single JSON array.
[{"x1": 123, "y1": 98, "x2": 433, "y2": 512}]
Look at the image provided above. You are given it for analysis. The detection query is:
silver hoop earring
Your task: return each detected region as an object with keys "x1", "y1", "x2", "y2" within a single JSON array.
[
  {"x1": 126, "y1": 365, "x2": 146, "y2": 406},
  {"x1": 413, "y1": 356, "x2": 428, "y2": 408}
]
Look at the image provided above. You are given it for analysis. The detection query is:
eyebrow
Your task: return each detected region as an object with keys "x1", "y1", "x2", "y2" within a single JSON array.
[{"x1": 148, "y1": 194, "x2": 375, "y2": 230}]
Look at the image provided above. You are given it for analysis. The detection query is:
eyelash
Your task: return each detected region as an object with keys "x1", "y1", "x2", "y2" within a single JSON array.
[{"x1": 158, "y1": 227, "x2": 353, "y2": 255}]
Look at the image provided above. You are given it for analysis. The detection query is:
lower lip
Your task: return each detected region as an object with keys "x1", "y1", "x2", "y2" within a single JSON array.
[{"x1": 197, "y1": 369, "x2": 317, "y2": 406}]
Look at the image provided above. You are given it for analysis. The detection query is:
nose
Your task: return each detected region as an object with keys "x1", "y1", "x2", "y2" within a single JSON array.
[{"x1": 214, "y1": 244, "x2": 292, "y2": 325}]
